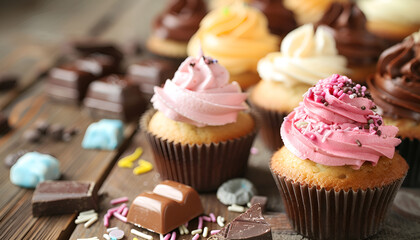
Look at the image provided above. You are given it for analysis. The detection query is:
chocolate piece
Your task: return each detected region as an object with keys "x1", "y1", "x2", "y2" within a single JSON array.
[
  {"x1": 0, "y1": 74, "x2": 18, "y2": 91},
  {"x1": 0, "y1": 112, "x2": 10, "y2": 135},
  {"x1": 83, "y1": 75, "x2": 147, "y2": 122},
  {"x1": 32, "y1": 180, "x2": 98, "y2": 217},
  {"x1": 35, "y1": 120, "x2": 50, "y2": 135},
  {"x1": 4, "y1": 150, "x2": 29, "y2": 168},
  {"x1": 70, "y1": 40, "x2": 124, "y2": 63},
  {"x1": 210, "y1": 204, "x2": 272, "y2": 240},
  {"x1": 127, "y1": 59, "x2": 178, "y2": 96},
  {"x1": 250, "y1": 196, "x2": 268, "y2": 213},
  {"x1": 217, "y1": 178, "x2": 257, "y2": 206},
  {"x1": 75, "y1": 53, "x2": 120, "y2": 77},
  {"x1": 48, "y1": 124, "x2": 65, "y2": 141},
  {"x1": 23, "y1": 129, "x2": 42, "y2": 143},
  {"x1": 127, "y1": 180, "x2": 204, "y2": 234}
]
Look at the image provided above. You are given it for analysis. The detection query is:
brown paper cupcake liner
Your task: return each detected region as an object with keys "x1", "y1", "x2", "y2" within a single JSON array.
[
  {"x1": 250, "y1": 102, "x2": 286, "y2": 152},
  {"x1": 141, "y1": 109, "x2": 258, "y2": 192},
  {"x1": 271, "y1": 172, "x2": 405, "y2": 240},
  {"x1": 398, "y1": 137, "x2": 420, "y2": 187}
]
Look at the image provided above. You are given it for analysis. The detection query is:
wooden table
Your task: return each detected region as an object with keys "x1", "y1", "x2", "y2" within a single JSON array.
[{"x1": 0, "y1": 1, "x2": 419, "y2": 239}]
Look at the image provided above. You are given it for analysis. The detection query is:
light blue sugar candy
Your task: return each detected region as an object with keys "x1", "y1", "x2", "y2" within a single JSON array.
[
  {"x1": 82, "y1": 119, "x2": 123, "y2": 150},
  {"x1": 10, "y1": 152, "x2": 60, "y2": 188}
]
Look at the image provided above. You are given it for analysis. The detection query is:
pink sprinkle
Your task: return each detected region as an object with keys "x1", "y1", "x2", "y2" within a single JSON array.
[
  {"x1": 198, "y1": 217, "x2": 203, "y2": 230},
  {"x1": 170, "y1": 231, "x2": 176, "y2": 240},
  {"x1": 250, "y1": 147, "x2": 258, "y2": 155},
  {"x1": 339, "y1": 94, "x2": 346, "y2": 100},
  {"x1": 106, "y1": 212, "x2": 112, "y2": 218},
  {"x1": 211, "y1": 230, "x2": 220, "y2": 235},
  {"x1": 202, "y1": 216, "x2": 212, "y2": 222},
  {"x1": 104, "y1": 215, "x2": 109, "y2": 227},
  {"x1": 117, "y1": 203, "x2": 126, "y2": 214},
  {"x1": 122, "y1": 207, "x2": 129, "y2": 217},
  {"x1": 113, "y1": 212, "x2": 127, "y2": 222},
  {"x1": 107, "y1": 206, "x2": 120, "y2": 214},
  {"x1": 110, "y1": 197, "x2": 129, "y2": 205},
  {"x1": 192, "y1": 234, "x2": 200, "y2": 240},
  {"x1": 209, "y1": 213, "x2": 216, "y2": 222},
  {"x1": 163, "y1": 234, "x2": 171, "y2": 240}
]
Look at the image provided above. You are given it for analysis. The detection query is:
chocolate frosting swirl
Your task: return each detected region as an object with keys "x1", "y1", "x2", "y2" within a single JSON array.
[
  {"x1": 153, "y1": 0, "x2": 207, "y2": 42},
  {"x1": 250, "y1": 0, "x2": 297, "y2": 37},
  {"x1": 367, "y1": 34, "x2": 420, "y2": 121},
  {"x1": 316, "y1": 2, "x2": 388, "y2": 67}
]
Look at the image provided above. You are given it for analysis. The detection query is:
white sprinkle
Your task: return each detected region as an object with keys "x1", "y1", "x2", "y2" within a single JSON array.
[
  {"x1": 107, "y1": 227, "x2": 119, "y2": 233},
  {"x1": 182, "y1": 225, "x2": 189, "y2": 235},
  {"x1": 228, "y1": 204, "x2": 245, "y2": 213},
  {"x1": 178, "y1": 226, "x2": 184, "y2": 235},
  {"x1": 103, "y1": 234, "x2": 110, "y2": 240},
  {"x1": 217, "y1": 216, "x2": 225, "y2": 227},
  {"x1": 75, "y1": 214, "x2": 98, "y2": 224},
  {"x1": 84, "y1": 215, "x2": 98, "y2": 228},
  {"x1": 160, "y1": 234, "x2": 164, "y2": 240},
  {"x1": 131, "y1": 229, "x2": 153, "y2": 240},
  {"x1": 322, "y1": 130, "x2": 332, "y2": 143},
  {"x1": 203, "y1": 227, "x2": 209, "y2": 238},
  {"x1": 191, "y1": 229, "x2": 202, "y2": 235},
  {"x1": 247, "y1": 202, "x2": 252, "y2": 208},
  {"x1": 79, "y1": 209, "x2": 96, "y2": 215}
]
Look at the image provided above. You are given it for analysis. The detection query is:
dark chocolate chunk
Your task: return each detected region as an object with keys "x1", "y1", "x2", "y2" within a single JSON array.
[
  {"x1": 48, "y1": 124, "x2": 64, "y2": 141},
  {"x1": 4, "y1": 150, "x2": 29, "y2": 168},
  {"x1": 210, "y1": 204, "x2": 272, "y2": 240},
  {"x1": 23, "y1": 129, "x2": 42, "y2": 143},
  {"x1": 35, "y1": 120, "x2": 50, "y2": 135},
  {"x1": 32, "y1": 180, "x2": 99, "y2": 217},
  {"x1": 83, "y1": 75, "x2": 147, "y2": 122},
  {"x1": 250, "y1": 196, "x2": 268, "y2": 213},
  {"x1": 127, "y1": 180, "x2": 204, "y2": 234},
  {"x1": 0, "y1": 74, "x2": 18, "y2": 91},
  {"x1": 70, "y1": 40, "x2": 124, "y2": 62},
  {"x1": 0, "y1": 112, "x2": 10, "y2": 135}
]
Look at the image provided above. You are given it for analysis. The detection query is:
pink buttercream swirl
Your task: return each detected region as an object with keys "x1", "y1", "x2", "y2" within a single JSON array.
[
  {"x1": 151, "y1": 53, "x2": 248, "y2": 127},
  {"x1": 281, "y1": 74, "x2": 401, "y2": 169}
]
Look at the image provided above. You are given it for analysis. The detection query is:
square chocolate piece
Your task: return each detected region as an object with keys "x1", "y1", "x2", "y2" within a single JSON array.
[
  {"x1": 32, "y1": 180, "x2": 98, "y2": 217},
  {"x1": 83, "y1": 75, "x2": 147, "y2": 122},
  {"x1": 127, "y1": 59, "x2": 177, "y2": 96}
]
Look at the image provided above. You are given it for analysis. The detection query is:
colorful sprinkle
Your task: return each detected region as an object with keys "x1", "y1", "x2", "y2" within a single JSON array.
[
  {"x1": 118, "y1": 148, "x2": 143, "y2": 168},
  {"x1": 133, "y1": 159, "x2": 153, "y2": 175},
  {"x1": 110, "y1": 197, "x2": 129, "y2": 205},
  {"x1": 192, "y1": 234, "x2": 200, "y2": 240},
  {"x1": 131, "y1": 229, "x2": 152, "y2": 240}
]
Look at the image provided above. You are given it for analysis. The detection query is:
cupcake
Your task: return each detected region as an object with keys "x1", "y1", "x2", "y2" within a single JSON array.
[
  {"x1": 147, "y1": 0, "x2": 207, "y2": 59},
  {"x1": 142, "y1": 51, "x2": 257, "y2": 192},
  {"x1": 250, "y1": 24, "x2": 349, "y2": 151},
  {"x1": 284, "y1": 0, "x2": 348, "y2": 25},
  {"x1": 357, "y1": 0, "x2": 420, "y2": 44},
  {"x1": 367, "y1": 30, "x2": 420, "y2": 187},
  {"x1": 208, "y1": 0, "x2": 250, "y2": 10},
  {"x1": 271, "y1": 74, "x2": 408, "y2": 239},
  {"x1": 316, "y1": 2, "x2": 389, "y2": 83},
  {"x1": 249, "y1": 0, "x2": 297, "y2": 38},
  {"x1": 187, "y1": 2, "x2": 279, "y2": 90}
]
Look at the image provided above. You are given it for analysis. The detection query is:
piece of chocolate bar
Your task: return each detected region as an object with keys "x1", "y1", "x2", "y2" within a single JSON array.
[
  {"x1": 209, "y1": 204, "x2": 272, "y2": 240},
  {"x1": 127, "y1": 180, "x2": 203, "y2": 234},
  {"x1": 32, "y1": 180, "x2": 98, "y2": 217},
  {"x1": 0, "y1": 112, "x2": 10, "y2": 135},
  {"x1": 70, "y1": 40, "x2": 124, "y2": 63},
  {"x1": 250, "y1": 196, "x2": 268, "y2": 213},
  {"x1": 83, "y1": 75, "x2": 147, "y2": 122},
  {"x1": 127, "y1": 59, "x2": 177, "y2": 96}
]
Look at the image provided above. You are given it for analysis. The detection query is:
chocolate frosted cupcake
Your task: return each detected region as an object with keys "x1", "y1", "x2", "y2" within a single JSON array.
[
  {"x1": 316, "y1": 2, "x2": 389, "y2": 83},
  {"x1": 271, "y1": 74, "x2": 407, "y2": 239},
  {"x1": 250, "y1": 24, "x2": 349, "y2": 151},
  {"x1": 367, "y1": 31, "x2": 420, "y2": 187},
  {"x1": 249, "y1": 0, "x2": 297, "y2": 38},
  {"x1": 147, "y1": 0, "x2": 207, "y2": 59},
  {"x1": 141, "y1": 51, "x2": 257, "y2": 192}
]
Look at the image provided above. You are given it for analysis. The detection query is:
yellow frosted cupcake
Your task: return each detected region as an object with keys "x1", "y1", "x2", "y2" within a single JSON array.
[
  {"x1": 250, "y1": 24, "x2": 349, "y2": 151},
  {"x1": 187, "y1": 2, "x2": 279, "y2": 90},
  {"x1": 284, "y1": 0, "x2": 348, "y2": 25}
]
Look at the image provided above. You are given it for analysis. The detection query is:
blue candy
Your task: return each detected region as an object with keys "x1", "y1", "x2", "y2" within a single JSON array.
[
  {"x1": 10, "y1": 152, "x2": 60, "y2": 188},
  {"x1": 82, "y1": 119, "x2": 123, "y2": 150}
]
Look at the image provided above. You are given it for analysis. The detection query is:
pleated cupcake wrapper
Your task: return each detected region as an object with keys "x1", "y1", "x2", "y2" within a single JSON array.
[
  {"x1": 398, "y1": 137, "x2": 420, "y2": 187},
  {"x1": 271, "y1": 172, "x2": 405, "y2": 240},
  {"x1": 141, "y1": 109, "x2": 258, "y2": 192},
  {"x1": 250, "y1": 102, "x2": 286, "y2": 152}
]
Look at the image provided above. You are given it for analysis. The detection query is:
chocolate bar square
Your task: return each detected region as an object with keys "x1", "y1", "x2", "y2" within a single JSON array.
[{"x1": 32, "y1": 181, "x2": 98, "y2": 217}]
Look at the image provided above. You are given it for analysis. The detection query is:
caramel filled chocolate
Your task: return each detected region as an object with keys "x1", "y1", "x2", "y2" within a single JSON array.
[
  {"x1": 32, "y1": 181, "x2": 98, "y2": 217},
  {"x1": 127, "y1": 180, "x2": 203, "y2": 234}
]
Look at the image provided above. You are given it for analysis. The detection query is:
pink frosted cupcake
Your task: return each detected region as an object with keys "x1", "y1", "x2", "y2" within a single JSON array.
[{"x1": 141, "y1": 51, "x2": 257, "y2": 192}]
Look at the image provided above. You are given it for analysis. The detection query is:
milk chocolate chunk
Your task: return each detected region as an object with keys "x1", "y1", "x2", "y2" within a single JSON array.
[
  {"x1": 250, "y1": 196, "x2": 268, "y2": 212},
  {"x1": 210, "y1": 204, "x2": 272, "y2": 240},
  {"x1": 32, "y1": 180, "x2": 98, "y2": 217},
  {"x1": 127, "y1": 180, "x2": 204, "y2": 234},
  {"x1": 127, "y1": 59, "x2": 177, "y2": 96},
  {"x1": 83, "y1": 75, "x2": 147, "y2": 122}
]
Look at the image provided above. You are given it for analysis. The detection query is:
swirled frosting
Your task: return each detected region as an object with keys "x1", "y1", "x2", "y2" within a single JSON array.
[
  {"x1": 367, "y1": 31, "x2": 420, "y2": 121},
  {"x1": 249, "y1": 0, "x2": 297, "y2": 37},
  {"x1": 316, "y1": 2, "x2": 388, "y2": 66},
  {"x1": 284, "y1": 0, "x2": 347, "y2": 24},
  {"x1": 187, "y1": 3, "x2": 279, "y2": 75},
  {"x1": 153, "y1": 0, "x2": 207, "y2": 42},
  {"x1": 281, "y1": 74, "x2": 401, "y2": 169},
  {"x1": 151, "y1": 52, "x2": 248, "y2": 127},
  {"x1": 358, "y1": 0, "x2": 420, "y2": 25},
  {"x1": 258, "y1": 24, "x2": 348, "y2": 87}
]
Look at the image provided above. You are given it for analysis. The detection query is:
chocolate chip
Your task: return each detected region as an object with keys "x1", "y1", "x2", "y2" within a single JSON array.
[
  {"x1": 377, "y1": 130, "x2": 382, "y2": 136},
  {"x1": 361, "y1": 106, "x2": 366, "y2": 110},
  {"x1": 35, "y1": 120, "x2": 50, "y2": 135},
  {"x1": 23, "y1": 129, "x2": 42, "y2": 143},
  {"x1": 356, "y1": 139, "x2": 362, "y2": 147},
  {"x1": 373, "y1": 126, "x2": 378, "y2": 131},
  {"x1": 377, "y1": 120, "x2": 382, "y2": 126},
  {"x1": 323, "y1": 102, "x2": 329, "y2": 106}
]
